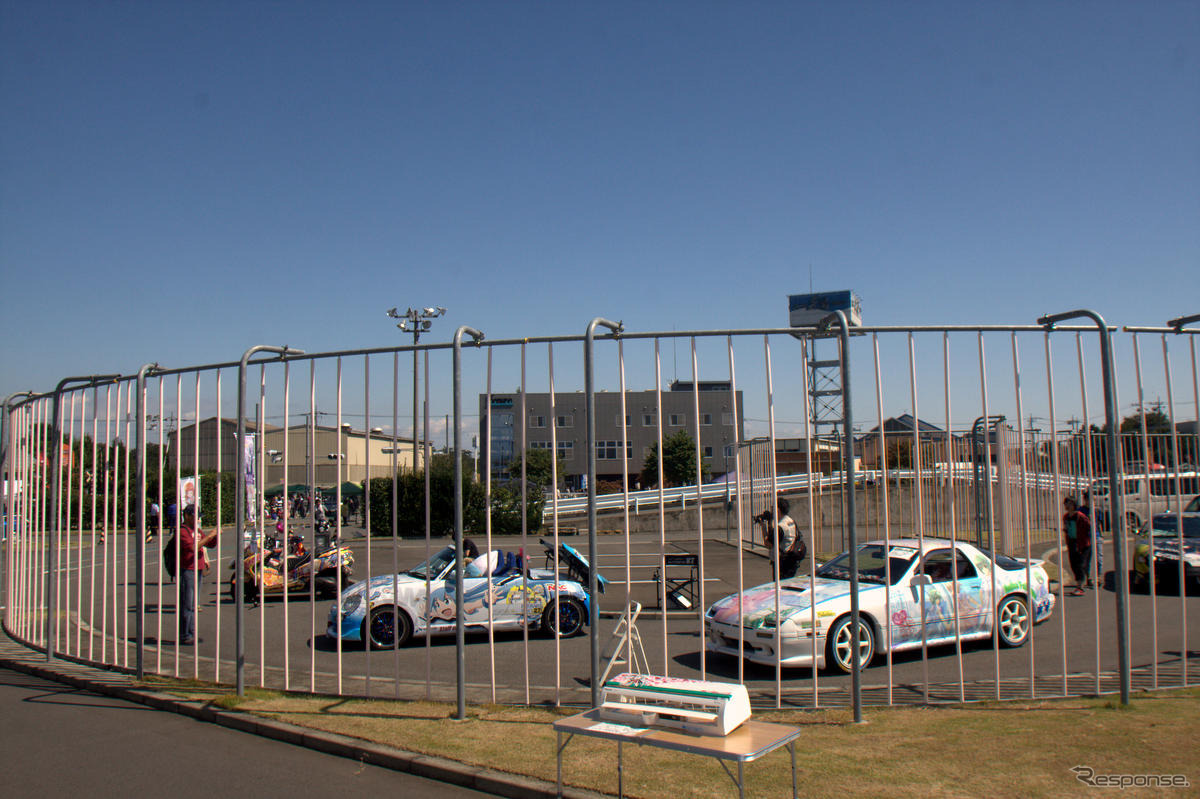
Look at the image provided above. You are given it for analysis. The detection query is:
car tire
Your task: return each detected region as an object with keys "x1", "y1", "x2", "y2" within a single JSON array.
[
  {"x1": 364, "y1": 605, "x2": 412, "y2": 650},
  {"x1": 825, "y1": 615, "x2": 875, "y2": 674},
  {"x1": 997, "y1": 594, "x2": 1030, "y2": 647},
  {"x1": 541, "y1": 597, "x2": 586, "y2": 638}
]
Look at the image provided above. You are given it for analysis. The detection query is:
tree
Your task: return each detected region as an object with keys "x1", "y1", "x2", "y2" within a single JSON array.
[
  {"x1": 641, "y1": 430, "x2": 708, "y2": 488},
  {"x1": 507, "y1": 447, "x2": 562, "y2": 490}
]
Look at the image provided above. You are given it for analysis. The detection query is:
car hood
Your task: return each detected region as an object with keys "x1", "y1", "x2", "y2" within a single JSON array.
[
  {"x1": 708, "y1": 576, "x2": 885, "y2": 629},
  {"x1": 343, "y1": 572, "x2": 423, "y2": 599}
]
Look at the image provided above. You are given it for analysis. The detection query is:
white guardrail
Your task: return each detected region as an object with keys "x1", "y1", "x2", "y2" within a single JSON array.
[{"x1": 544, "y1": 467, "x2": 1093, "y2": 519}]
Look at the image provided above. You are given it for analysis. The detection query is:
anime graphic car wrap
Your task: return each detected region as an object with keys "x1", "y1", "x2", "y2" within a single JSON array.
[
  {"x1": 1132, "y1": 512, "x2": 1200, "y2": 590},
  {"x1": 327, "y1": 544, "x2": 593, "y2": 648},
  {"x1": 704, "y1": 538, "x2": 1055, "y2": 673}
]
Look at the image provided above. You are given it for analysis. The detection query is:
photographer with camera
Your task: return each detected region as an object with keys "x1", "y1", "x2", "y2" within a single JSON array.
[{"x1": 755, "y1": 497, "x2": 807, "y2": 579}]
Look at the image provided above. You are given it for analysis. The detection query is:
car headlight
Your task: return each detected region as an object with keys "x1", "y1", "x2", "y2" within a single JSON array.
[{"x1": 341, "y1": 592, "x2": 363, "y2": 614}]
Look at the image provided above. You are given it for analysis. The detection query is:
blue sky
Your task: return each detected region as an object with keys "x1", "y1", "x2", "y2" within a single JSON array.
[{"x1": 2, "y1": 1, "x2": 1197, "y2": 437}]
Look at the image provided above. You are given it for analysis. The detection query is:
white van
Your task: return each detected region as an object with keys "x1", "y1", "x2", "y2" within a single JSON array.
[{"x1": 1088, "y1": 470, "x2": 1200, "y2": 531}]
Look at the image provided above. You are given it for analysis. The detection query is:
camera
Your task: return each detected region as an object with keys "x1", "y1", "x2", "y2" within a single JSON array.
[{"x1": 753, "y1": 510, "x2": 773, "y2": 524}]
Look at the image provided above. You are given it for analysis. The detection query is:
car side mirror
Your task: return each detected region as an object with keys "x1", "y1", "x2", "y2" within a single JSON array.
[{"x1": 910, "y1": 574, "x2": 932, "y2": 587}]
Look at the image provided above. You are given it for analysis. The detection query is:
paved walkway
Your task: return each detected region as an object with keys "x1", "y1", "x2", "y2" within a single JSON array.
[{"x1": 0, "y1": 628, "x2": 604, "y2": 799}]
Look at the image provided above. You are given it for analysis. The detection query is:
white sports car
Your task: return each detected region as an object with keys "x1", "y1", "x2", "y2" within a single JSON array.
[
  {"x1": 705, "y1": 538, "x2": 1056, "y2": 673},
  {"x1": 327, "y1": 543, "x2": 594, "y2": 648}
]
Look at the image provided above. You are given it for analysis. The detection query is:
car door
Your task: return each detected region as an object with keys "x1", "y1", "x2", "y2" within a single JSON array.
[{"x1": 911, "y1": 549, "x2": 959, "y2": 642}]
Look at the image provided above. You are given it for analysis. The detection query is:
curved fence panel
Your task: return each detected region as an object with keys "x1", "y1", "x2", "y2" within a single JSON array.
[{"x1": 3, "y1": 316, "x2": 1198, "y2": 711}]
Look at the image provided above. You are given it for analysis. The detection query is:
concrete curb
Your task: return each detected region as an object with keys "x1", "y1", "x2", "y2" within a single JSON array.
[{"x1": 0, "y1": 632, "x2": 608, "y2": 799}]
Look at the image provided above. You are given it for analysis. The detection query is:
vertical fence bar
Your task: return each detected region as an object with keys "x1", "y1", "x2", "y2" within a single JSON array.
[
  {"x1": 584, "y1": 318, "x2": 619, "y2": 708},
  {"x1": 213, "y1": 369, "x2": 222, "y2": 683},
  {"x1": 155, "y1": 377, "x2": 164, "y2": 673},
  {"x1": 520, "y1": 341, "x2": 530, "y2": 704},
  {"x1": 872, "y1": 335, "x2": 894, "y2": 704},
  {"x1": 763, "y1": 334, "x2": 782, "y2": 708},
  {"x1": 618, "y1": 340, "x2": 632, "y2": 669},
  {"x1": 944, "y1": 333, "x2": 964, "y2": 703},
  {"x1": 1011, "y1": 333, "x2": 1036, "y2": 698},
  {"x1": 1131, "y1": 335, "x2": 1158, "y2": 688},
  {"x1": 359, "y1": 357, "x2": 366, "y2": 696},
  {"x1": 690, "y1": 338, "x2": 707, "y2": 679},
  {"x1": 309, "y1": 359, "x2": 318, "y2": 693},
  {"x1": 483, "y1": 347, "x2": 497, "y2": 702},
  {"x1": 654, "y1": 338, "x2": 667, "y2": 675},
  {"x1": 173, "y1": 375, "x2": 181, "y2": 674},
  {"x1": 908, "y1": 333, "x2": 929, "y2": 704},
  {"x1": 453, "y1": 325, "x2": 484, "y2": 720},
  {"x1": 1161, "y1": 335, "x2": 1188, "y2": 688},
  {"x1": 1044, "y1": 333, "x2": 1069, "y2": 697},
  {"x1": 727, "y1": 336, "x2": 747, "y2": 687},
  {"x1": 1074, "y1": 334, "x2": 1101, "y2": 694},
  {"x1": 423, "y1": 348, "x2": 431, "y2": 700},
  {"x1": 547, "y1": 343, "x2": 559, "y2": 705},
  {"x1": 192, "y1": 373, "x2": 200, "y2": 679},
  {"x1": 283, "y1": 361, "x2": 292, "y2": 691},
  {"x1": 335, "y1": 356, "x2": 343, "y2": 694},
  {"x1": 122, "y1": 381, "x2": 131, "y2": 667},
  {"x1": 390, "y1": 351, "x2": 400, "y2": 699},
  {"x1": 978, "y1": 333, "x2": 1001, "y2": 700}
]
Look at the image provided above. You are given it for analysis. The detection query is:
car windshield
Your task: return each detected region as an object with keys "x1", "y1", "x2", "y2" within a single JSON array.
[
  {"x1": 1143, "y1": 515, "x2": 1200, "y2": 538},
  {"x1": 816, "y1": 544, "x2": 915, "y2": 585},
  {"x1": 406, "y1": 546, "x2": 485, "y2": 579}
]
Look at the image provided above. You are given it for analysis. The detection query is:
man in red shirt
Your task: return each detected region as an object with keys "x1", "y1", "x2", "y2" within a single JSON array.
[{"x1": 179, "y1": 504, "x2": 218, "y2": 645}]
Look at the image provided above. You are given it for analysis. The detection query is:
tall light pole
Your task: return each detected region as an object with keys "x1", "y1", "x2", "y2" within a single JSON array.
[{"x1": 387, "y1": 306, "x2": 446, "y2": 474}]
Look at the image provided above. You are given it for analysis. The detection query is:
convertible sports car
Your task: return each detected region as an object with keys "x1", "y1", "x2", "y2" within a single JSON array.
[
  {"x1": 327, "y1": 543, "x2": 594, "y2": 649},
  {"x1": 705, "y1": 538, "x2": 1056, "y2": 673}
]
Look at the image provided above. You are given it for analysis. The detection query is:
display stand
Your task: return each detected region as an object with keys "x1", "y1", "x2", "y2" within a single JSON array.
[{"x1": 554, "y1": 709, "x2": 799, "y2": 799}]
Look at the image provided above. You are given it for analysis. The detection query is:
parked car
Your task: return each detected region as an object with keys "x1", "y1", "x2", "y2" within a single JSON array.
[
  {"x1": 704, "y1": 538, "x2": 1056, "y2": 673},
  {"x1": 327, "y1": 542, "x2": 594, "y2": 649},
  {"x1": 1132, "y1": 507, "x2": 1200, "y2": 591}
]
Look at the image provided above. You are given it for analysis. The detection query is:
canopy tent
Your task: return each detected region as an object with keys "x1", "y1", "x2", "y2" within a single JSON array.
[{"x1": 263, "y1": 483, "x2": 311, "y2": 497}]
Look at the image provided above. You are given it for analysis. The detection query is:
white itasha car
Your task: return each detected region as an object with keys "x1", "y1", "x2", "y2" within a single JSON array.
[{"x1": 705, "y1": 539, "x2": 1056, "y2": 673}]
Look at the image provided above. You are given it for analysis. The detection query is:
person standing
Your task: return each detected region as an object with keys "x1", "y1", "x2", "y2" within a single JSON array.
[
  {"x1": 146, "y1": 501, "x2": 160, "y2": 543},
  {"x1": 756, "y1": 497, "x2": 807, "y2": 579},
  {"x1": 1063, "y1": 496, "x2": 1093, "y2": 596},
  {"x1": 178, "y1": 504, "x2": 218, "y2": 645}
]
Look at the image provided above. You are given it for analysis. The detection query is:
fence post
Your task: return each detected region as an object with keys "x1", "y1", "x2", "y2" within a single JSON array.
[
  {"x1": 134, "y1": 364, "x2": 159, "y2": 680},
  {"x1": 236, "y1": 346, "x2": 300, "y2": 697},
  {"x1": 585, "y1": 317, "x2": 622, "y2": 708},
  {"x1": 1038, "y1": 309, "x2": 1131, "y2": 705},
  {"x1": 452, "y1": 325, "x2": 484, "y2": 720}
]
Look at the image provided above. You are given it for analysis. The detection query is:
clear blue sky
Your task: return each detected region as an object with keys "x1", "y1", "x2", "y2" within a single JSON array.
[{"x1": 2, "y1": 2, "x2": 1197, "y2": 434}]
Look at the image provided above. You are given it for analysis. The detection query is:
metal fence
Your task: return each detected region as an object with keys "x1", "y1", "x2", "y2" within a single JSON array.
[{"x1": 3, "y1": 312, "x2": 1198, "y2": 715}]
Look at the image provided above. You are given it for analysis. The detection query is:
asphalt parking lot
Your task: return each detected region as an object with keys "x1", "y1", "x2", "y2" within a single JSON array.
[{"x1": 40, "y1": 525, "x2": 1200, "y2": 707}]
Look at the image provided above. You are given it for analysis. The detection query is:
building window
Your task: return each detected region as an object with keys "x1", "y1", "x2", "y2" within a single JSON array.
[
  {"x1": 703, "y1": 446, "x2": 714, "y2": 458},
  {"x1": 642, "y1": 414, "x2": 656, "y2": 427},
  {"x1": 701, "y1": 413, "x2": 713, "y2": 426},
  {"x1": 529, "y1": 415, "x2": 546, "y2": 428},
  {"x1": 669, "y1": 413, "x2": 685, "y2": 427},
  {"x1": 556, "y1": 414, "x2": 573, "y2": 429},
  {"x1": 557, "y1": 441, "x2": 574, "y2": 460},
  {"x1": 596, "y1": 440, "x2": 633, "y2": 460},
  {"x1": 615, "y1": 414, "x2": 632, "y2": 427},
  {"x1": 722, "y1": 412, "x2": 735, "y2": 426},
  {"x1": 723, "y1": 444, "x2": 735, "y2": 458},
  {"x1": 529, "y1": 441, "x2": 553, "y2": 450}
]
